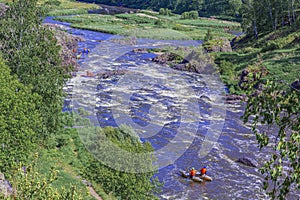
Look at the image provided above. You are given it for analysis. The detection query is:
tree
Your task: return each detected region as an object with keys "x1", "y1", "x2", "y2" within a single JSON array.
[
  {"x1": 243, "y1": 78, "x2": 300, "y2": 199},
  {"x1": 77, "y1": 125, "x2": 162, "y2": 200},
  {"x1": 0, "y1": 0, "x2": 69, "y2": 136},
  {"x1": 0, "y1": 56, "x2": 42, "y2": 173}
]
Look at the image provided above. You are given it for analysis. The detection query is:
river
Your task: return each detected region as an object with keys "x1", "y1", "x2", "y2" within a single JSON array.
[{"x1": 44, "y1": 16, "x2": 299, "y2": 200}]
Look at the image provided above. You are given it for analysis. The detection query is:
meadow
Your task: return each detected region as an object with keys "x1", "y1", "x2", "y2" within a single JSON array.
[{"x1": 55, "y1": 12, "x2": 241, "y2": 40}]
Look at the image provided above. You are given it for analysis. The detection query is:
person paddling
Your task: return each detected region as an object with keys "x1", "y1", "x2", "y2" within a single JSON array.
[
  {"x1": 200, "y1": 166, "x2": 207, "y2": 176},
  {"x1": 189, "y1": 167, "x2": 197, "y2": 178}
]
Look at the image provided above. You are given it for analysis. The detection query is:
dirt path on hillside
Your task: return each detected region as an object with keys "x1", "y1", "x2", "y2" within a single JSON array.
[{"x1": 88, "y1": 186, "x2": 103, "y2": 200}]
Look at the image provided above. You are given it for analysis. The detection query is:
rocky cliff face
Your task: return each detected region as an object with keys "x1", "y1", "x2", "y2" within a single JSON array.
[{"x1": 44, "y1": 23, "x2": 84, "y2": 72}]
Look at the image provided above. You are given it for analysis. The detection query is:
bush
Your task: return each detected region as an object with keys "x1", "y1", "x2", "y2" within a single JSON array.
[
  {"x1": 159, "y1": 8, "x2": 165, "y2": 15},
  {"x1": 181, "y1": 10, "x2": 199, "y2": 19},
  {"x1": 1, "y1": 154, "x2": 85, "y2": 200},
  {"x1": 204, "y1": 29, "x2": 213, "y2": 41},
  {"x1": 44, "y1": 0, "x2": 61, "y2": 7},
  {"x1": 78, "y1": 125, "x2": 162, "y2": 200},
  {"x1": 159, "y1": 8, "x2": 172, "y2": 16}
]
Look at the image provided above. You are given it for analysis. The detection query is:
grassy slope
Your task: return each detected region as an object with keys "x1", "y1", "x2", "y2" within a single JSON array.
[
  {"x1": 0, "y1": 0, "x2": 100, "y2": 15},
  {"x1": 54, "y1": 12, "x2": 240, "y2": 40},
  {"x1": 214, "y1": 26, "x2": 300, "y2": 94},
  {"x1": 0, "y1": 1, "x2": 112, "y2": 199},
  {"x1": 37, "y1": 123, "x2": 117, "y2": 200}
]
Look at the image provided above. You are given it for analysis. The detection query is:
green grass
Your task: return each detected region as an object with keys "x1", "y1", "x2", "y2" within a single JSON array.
[
  {"x1": 214, "y1": 27, "x2": 300, "y2": 94},
  {"x1": 35, "y1": 124, "x2": 118, "y2": 200},
  {"x1": 55, "y1": 13, "x2": 240, "y2": 40}
]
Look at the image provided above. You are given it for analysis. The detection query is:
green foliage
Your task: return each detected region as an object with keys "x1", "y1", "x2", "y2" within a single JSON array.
[
  {"x1": 1, "y1": 154, "x2": 85, "y2": 200},
  {"x1": 0, "y1": 57, "x2": 42, "y2": 173},
  {"x1": 243, "y1": 79, "x2": 300, "y2": 199},
  {"x1": 240, "y1": 0, "x2": 300, "y2": 37},
  {"x1": 159, "y1": 8, "x2": 165, "y2": 15},
  {"x1": 44, "y1": 0, "x2": 61, "y2": 7},
  {"x1": 0, "y1": 0, "x2": 69, "y2": 136},
  {"x1": 79, "y1": 0, "x2": 242, "y2": 18},
  {"x1": 55, "y1": 13, "x2": 238, "y2": 40},
  {"x1": 76, "y1": 124, "x2": 162, "y2": 200},
  {"x1": 181, "y1": 10, "x2": 198, "y2": 19},
  {"x1": 204, "y1": 29, "x2": 213, "y2": 41},
  {"x1": 159, "y1": 8, "x2": 172, "y2": 16}
]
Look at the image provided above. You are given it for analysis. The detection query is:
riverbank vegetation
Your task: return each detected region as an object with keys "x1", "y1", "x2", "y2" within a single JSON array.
[
  {"x1": 79, "y1": 0, "x2": 243, "y2": 21},
  {"x1": 54, "y1": 12, "x2": 240, "y2": 40},
  {"x1": 0, "y1": 0, "x2": 100, "y2": 16},
  {"x1": 0, "y1": 0, "x2": 160, "y2": 199},
  {"x1": 0, "y1": 0, "x2": 299, "y2": 199},
  {"x1": 213, "y1": 1, "x2": 300, "y2": 199}
]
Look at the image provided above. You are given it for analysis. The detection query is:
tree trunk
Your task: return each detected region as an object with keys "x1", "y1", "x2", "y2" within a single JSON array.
[
  {"x1": 268, "y1": 0, "x2": 275, "y2": 30},
  {"x1": 253, "y1": 19, "x2": 258, "y2": 39}
]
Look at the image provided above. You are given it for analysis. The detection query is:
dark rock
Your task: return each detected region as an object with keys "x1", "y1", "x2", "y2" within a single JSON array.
[
  {"x1": 152, "y1": 52, "x2": 182, "y2": 65},
  {"x1": 291, "y1": 79, "x2": 300, "y2": 91},
  {"x1": 98, "y1": 70, "x2": 128, "y2": 79},
  {"x1": 225, "y1": 94, "x2": 247, "y2": 103},
  {"x1": 236, "y1": 157, "x2": 258, "y2": 167},
  {"x1": 132, "y1": 48, "x2": 148, "y2": 53}
]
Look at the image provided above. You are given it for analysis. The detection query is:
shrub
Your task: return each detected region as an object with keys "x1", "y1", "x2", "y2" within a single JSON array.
[
  {"x1": 159, "y1": 8, "x2": 172, "y2": 16},
  {"x1": 181, "y1": 10, "x2": 199, "y2": 19},
  {"x1": 159, "y1": 8, "x2": 165, "y2": 15}
]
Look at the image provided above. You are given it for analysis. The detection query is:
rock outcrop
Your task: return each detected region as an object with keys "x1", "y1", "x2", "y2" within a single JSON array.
[
  {"x1": 152, "y1": 49, "x2": 214, "y2": 74},
  {"x1": 44, "y1": 23, "x2": 84, "y2": 72},
  {"x1": 203, "y1": 38, "x2": 232, "y2": 53}
]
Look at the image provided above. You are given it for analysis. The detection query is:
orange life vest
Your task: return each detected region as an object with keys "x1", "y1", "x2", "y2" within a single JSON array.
[
  {"x1": 190, "y1": 169, "x2": 196, "y2": 176},
  {"x1": 201, "y1": 168, "x2": 206, "y2": 175}
]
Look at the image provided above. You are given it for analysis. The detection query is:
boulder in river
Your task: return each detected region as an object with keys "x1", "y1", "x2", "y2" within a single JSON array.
[
  {"x1": 236, "y1": 157, "x2": 258, "y2": 168},
  {"x1": 152, "y1": 52, "x2": 182, "y2": 65}
]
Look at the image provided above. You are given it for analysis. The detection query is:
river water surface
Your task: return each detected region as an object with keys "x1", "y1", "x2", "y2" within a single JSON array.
[{"x1": 44, "y1": 17, "x2": 299, "y2": 200}]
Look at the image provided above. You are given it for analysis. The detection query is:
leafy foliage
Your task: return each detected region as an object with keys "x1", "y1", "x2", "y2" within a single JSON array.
[
  {"x1": 181, "y1": 10, "x2": 199, "y2": 19},
  {"x1": 1, "y1": 154, "x2": 85, "y2": 200},
  {"x1": 0, "y1": 57, "x2": 42, "y2": 173},
  {"x1": 243, "y1": 78, "x2": 300, "y2": 199},
  {"x1": 73, "y1": 118, "x2": 162, "y2": 200},
  {"x1": 0, "y1": 0, "x2": 69, "y2": 136}
]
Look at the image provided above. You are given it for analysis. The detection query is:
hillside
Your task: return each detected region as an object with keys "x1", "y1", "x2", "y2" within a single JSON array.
[{"x1": 214, "y1": 26, "x2": 300, "y2": 94}]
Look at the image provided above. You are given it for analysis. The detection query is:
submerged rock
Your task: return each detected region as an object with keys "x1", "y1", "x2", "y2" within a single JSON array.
[
  {"x1": 236, "y1": 157, "x2": 258, "y2": 168},
  {"x1": 98, "y1": 70, "x2": 128, "y2": 79}
]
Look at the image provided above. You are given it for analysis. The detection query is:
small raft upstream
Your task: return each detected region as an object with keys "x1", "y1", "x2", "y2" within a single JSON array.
[{"x1": 179, "y1": 169, "x2": 213, "y2": 182}]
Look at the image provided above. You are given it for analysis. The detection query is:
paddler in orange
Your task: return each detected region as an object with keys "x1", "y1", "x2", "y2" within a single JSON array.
[
  {"x1": 189, "y1": 167, "x2": 197, "y2": 178},
  {"x1": 200, "y1": 166, "x2": 207, "y2": 176}
]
